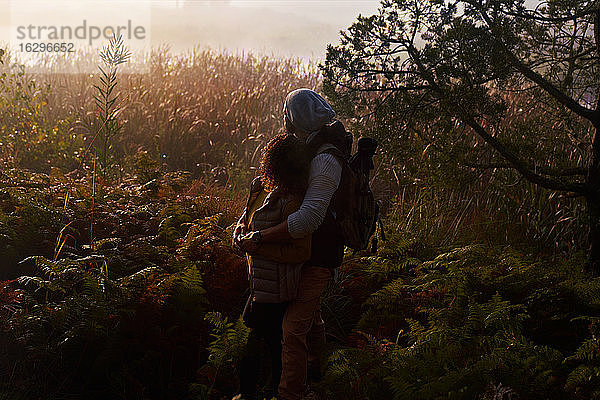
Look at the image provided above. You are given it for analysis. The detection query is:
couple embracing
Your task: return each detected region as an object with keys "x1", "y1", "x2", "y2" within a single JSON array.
[{"x1": 232, "y1": 88, "x2": 348, "y2": 400}]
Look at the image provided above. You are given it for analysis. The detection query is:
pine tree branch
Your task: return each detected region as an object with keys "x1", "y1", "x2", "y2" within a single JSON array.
[
  {"x1": 501, "y1": 5, "x2": 599, "y2": 23},
  {"x1": 405, "y1": 42, "x2": 588, "y2": 194},
  {"x1": 459, "y1": 115, "x2": 587, "y2": 192},
  {"x1": 477, "y1": 7, "x2": 599, "y2": 124},
  {"x1": 504, "y1": 51, "x2": 597, "y2": 123}
]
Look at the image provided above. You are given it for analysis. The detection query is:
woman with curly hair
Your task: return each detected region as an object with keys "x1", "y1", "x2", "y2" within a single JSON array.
[{"x1": 233, "y1": 133, "x2": 311, "y2": 400}]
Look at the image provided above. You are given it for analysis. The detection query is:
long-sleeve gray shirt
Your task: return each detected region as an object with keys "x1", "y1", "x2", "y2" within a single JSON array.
[{"x1": 287, "y1": 146, "x2": 342, "y2": 239}]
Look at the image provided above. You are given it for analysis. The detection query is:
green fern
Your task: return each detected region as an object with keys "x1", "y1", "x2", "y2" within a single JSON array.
[{"x1": 204, "y1": 311, "x2": 250, "y2": 368}]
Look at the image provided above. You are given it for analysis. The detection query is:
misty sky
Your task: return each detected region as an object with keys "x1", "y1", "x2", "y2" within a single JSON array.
[
  {"x1": 150, "y1": 0, "x2": 381, "y2": 59},
  {"x1": 0, "y1": 0, "x2": 382, "y2": 61}
]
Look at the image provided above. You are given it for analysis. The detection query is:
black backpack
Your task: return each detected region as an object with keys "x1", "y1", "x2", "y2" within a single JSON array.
[{"x1": 311, "y1": 120, "x2": 380, "y2": 251}]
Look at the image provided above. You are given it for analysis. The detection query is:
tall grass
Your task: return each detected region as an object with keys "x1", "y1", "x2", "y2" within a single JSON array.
[
  {"x1": 93, "y1": 34, "x2": 131, "y2": 176},
  {"x1": 27, "y1": 47, "x2": 320, "y2": 186},
  {"x1": 0, "y1": 46, "x2": 585, "y2": 252}
]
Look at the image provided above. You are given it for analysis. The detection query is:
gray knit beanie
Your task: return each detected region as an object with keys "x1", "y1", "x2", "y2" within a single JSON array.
[{"x1": 283, "y1": 88, "x2": 336, "y2": 134}]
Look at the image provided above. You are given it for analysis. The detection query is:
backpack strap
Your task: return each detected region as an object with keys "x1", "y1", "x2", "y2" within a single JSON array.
[
  {"x1": 249, "y1": 176, "x2": 263, "y2": 193},
  {"x1": 316, "y1": 147, "x2": 349, "y2": 221},
  {"x1": 306, "y1": 119, "x2": 352, "y2": 160},
  {"x1": 243, "y1": 176, "x2": 264, "y2": 224},
  {"x1": 319, "y1": 146, "x2": 347, "y2": 161},
  {"x1": 320, "y1": 147, "x2": 350, "y2": 183}
]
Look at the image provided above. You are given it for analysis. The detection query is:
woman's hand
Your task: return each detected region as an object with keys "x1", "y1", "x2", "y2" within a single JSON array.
[
  {"x1": 239, "y1": 232, "x2": 260, "y2": 254},
  {"x1": 232, "y1": 223, "x2": 248, "y2": 250}
]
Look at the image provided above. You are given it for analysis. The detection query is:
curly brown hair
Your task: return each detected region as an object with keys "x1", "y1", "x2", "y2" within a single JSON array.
[{"x1": 259, "y1": 133, "x2": 309, "y2": 195}]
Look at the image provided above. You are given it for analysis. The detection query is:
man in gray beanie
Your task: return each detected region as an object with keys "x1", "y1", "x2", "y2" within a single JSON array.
[
  {"x1": 236, "y1": 88, "x2": 344, "y2": 400},
  {"x1": 283, "y1": 88, "x2": 336, "y2": 136}
]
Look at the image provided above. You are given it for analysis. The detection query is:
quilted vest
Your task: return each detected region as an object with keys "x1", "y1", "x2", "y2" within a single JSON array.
[{"x1": 245, "y1": 178, "x2": 303, "y2": 303}]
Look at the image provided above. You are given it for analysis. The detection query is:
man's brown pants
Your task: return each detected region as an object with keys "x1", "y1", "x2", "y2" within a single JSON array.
[{"x1": 278, "y1": 265, "x2": 332, "y2": 400}]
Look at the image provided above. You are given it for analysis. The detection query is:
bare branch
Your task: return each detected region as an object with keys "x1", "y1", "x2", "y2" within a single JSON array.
[
  {"x1": 463, "y1": 161, "x2": 587, "y2": 177},
  {"x1": 460, "y1": 114, "x2": 587, "y2": 192},
  {"x1": 501, "y1": 5, "x2": 598, "y2": 23},
  {"x1": 406, "y1": 42, "x2": 588, "y2": 194},
  {"x1": 478, "y1": 10, "x2": 598, "y2": 124}
]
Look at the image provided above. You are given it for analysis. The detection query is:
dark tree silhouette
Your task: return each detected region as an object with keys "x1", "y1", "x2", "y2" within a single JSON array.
[{"x1": 322, "y1": 0, "x2": 600, "y2": 274}]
